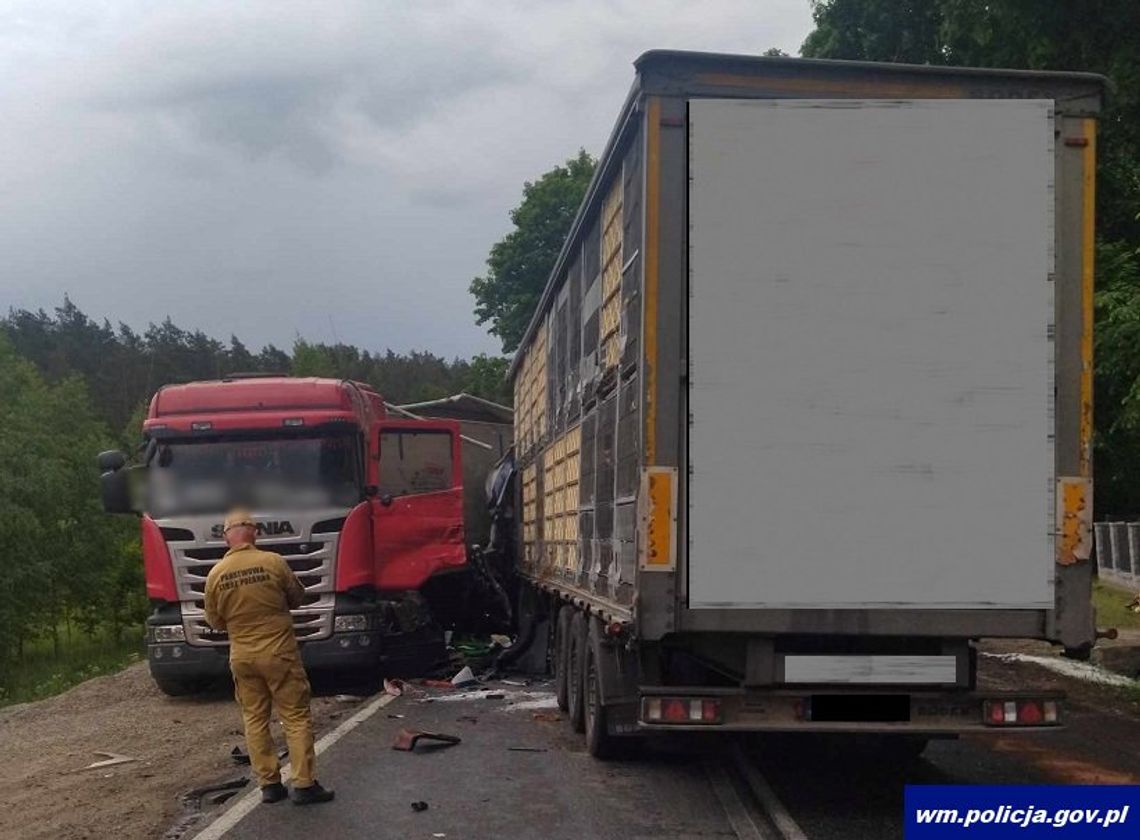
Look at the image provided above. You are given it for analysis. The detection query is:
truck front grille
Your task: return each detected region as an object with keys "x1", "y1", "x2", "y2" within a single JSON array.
[{"x1": 164, "y1": 532, "x2": 339, "y2": 647}]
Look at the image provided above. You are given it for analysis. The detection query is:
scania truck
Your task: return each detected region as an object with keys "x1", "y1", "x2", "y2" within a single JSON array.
[
  {"x1": 98, "y1": 376, "x2": 502, "y2": 695},
  {"x1": 506, "y1": 50, "x2": 1107, "y2": 757}
]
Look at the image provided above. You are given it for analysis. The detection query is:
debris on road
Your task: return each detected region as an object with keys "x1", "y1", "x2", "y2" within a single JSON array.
[
  {"x1": 422, "y1": 679, "x2": 455, "y2": 689},
  {"x1": 73, "y1": 751, "x2": 137, "y2": 773},
  {"x1": 531, "y1": 712, "x2": 561, "y2": 722},
  {"x1": 411, "y1": 801, "x2": 429, "y2": 812},
  {"x1": 983, "y1": 652, "x2": 1138, "y2": 688},
  {"x1": 507, "y1": 746, "x2": 548, "y2": 753},
  {"x1": 392, "y1": 729, "x2": 463, "y2": 752},
  {"x1": 501, "y1": 679, "x2": 528, "y2": 687},
  {"x1": 450, "y1": 665, "x2": 478, "y2": 687},
  {"x1": 457, "y1": 714, "x2": 478, "y2": 724},
  {"x1": 334, "y1": 694, "x2": 366, "y2": 703},
  {"x1": 230, "y1": 746, "x2": 288, "y2": 765}
]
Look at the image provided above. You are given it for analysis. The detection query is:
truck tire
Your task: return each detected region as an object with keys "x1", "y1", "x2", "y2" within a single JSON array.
[
  {"x1": 153, "y1": 676, "x2": 204, "y2": 697},
  {"x1": 554, "y1": 605, "x2": 573, "y2": 711},
  {"x1": 584, "y1": 633, "x2": 621, "y2": 759},
  {"x1": 567, "y1": 610, "x2": 587, "y2": 733}
]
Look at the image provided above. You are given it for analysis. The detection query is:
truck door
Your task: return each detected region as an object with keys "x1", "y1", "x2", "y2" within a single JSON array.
[{"x1": 372, "y1": 420, "x2": 466, "y2": 590}]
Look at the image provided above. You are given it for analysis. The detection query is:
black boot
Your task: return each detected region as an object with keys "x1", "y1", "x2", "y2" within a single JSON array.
[
  {"x1": 260, "y1": 783, "x2": 288, "y2": 804},
  {"x1": 291, "y1": 782, "x2": 335, "y2": 805}
]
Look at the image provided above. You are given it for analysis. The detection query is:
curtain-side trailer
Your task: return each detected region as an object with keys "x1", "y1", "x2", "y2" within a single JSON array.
[{"x1": 508, "y1": 50, "x2": 1106, "y2": 758}]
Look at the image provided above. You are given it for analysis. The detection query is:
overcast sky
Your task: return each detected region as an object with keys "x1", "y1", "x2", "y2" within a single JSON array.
[{"x1": 0, "y1": 1, "x2": 814, "y2": 358}]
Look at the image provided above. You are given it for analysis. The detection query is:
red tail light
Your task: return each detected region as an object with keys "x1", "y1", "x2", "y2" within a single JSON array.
[
  {"x1": 1018, "y1": 701, "x2": 1043, "y2": 725},
  {"x1": 662, "y1": 699, "x2": 688, "y2": 722},
  {"x1": 641, "y1": 696, "x2": 723, "y2": 725},
  {"x1": 983, "y1": 698, "x2": 1059, "y2": 726}
]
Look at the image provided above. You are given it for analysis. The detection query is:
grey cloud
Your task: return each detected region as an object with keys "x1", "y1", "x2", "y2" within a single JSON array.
[{"x1": 0, "y1": 0, "x2": 813, "y2": 359}]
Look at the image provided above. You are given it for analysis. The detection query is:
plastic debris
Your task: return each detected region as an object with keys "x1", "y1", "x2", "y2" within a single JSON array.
[
  {"x1": 73, "y1": 752, "x2": 137, "y2": 773},
  {"x1": 450, "y1": 665, "x2": 477, "y2": 688},
  {"x1": 490, "y1": 634, "x2": 512, "y2": 647},
  {"x1": 392, "y1": 729, "x2": 462, "y2": 752},
  {"x1": 335, "y1": 694, "x2": 365, "y2": 703},
  {"x1": 531, "y1": 712, "x2": 561, "y2": 723},
  {"x1": 422, "y1": 679, "x2": 455, "y2": 689},
  {"x1": 384, "y1": 678, "x2": 406, "y2": 696},
  {"x1": 500, "y1": 679, "x2": 527, "y2": 687},
  {"x1": 411, "y1": 801, "x2": 429, "y2": 812}
]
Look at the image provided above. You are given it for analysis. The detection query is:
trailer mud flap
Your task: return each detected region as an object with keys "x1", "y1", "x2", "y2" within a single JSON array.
[{"x1": 589, "y1": 619, "x2": 639, "y2": 706}]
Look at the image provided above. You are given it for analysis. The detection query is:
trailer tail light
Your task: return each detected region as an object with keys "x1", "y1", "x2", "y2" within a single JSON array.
[
  {"x1": 641, "y1": 697, "x2": 722, "y2": 725},
  {"x1": 983, "y1": 699, "x2": 1059, "y2": 726}
]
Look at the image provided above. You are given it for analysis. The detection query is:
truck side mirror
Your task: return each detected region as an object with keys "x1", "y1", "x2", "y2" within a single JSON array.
[
  {"x1": 97, "y1": 450, "x2": 127, "y2": 473},
  {"x1": 100, "y1": 468, "x2": 133, "y2": 514}
]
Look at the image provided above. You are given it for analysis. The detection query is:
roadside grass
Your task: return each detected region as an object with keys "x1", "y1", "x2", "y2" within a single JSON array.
[
  {"x1": 0, "y1": 627, "x2": 144, "y2": 708},
  {"x1": 1094, "y1": 577, "x2": 1140, "y2": 631}
]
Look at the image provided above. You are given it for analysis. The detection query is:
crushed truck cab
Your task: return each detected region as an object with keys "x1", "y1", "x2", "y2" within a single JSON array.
[{"x1": 100, "y1": 377, "x2": 479, "y2": 695}]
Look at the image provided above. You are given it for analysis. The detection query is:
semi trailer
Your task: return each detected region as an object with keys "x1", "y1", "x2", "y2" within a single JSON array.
[{"x1": 506, "y1": 50, "x2": 1107, "y2": 757}]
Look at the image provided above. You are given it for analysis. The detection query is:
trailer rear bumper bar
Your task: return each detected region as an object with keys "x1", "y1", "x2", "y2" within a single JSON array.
[{"x1": 635, "y1": 686, "x2": 1064, "y2": 733}]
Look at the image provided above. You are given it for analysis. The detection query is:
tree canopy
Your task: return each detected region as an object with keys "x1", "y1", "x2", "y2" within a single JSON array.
[{"x1": 470, "y1": 149, "x2": 597, "y2": 353}]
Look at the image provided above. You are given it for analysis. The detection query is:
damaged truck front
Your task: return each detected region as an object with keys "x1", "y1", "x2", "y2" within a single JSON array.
[
  {"x1": 506, "y1": 50, "x2": 1106, "y2": 757},
  {"x1": 98, "y1": 378, "x2": 512, "y2": 695}
]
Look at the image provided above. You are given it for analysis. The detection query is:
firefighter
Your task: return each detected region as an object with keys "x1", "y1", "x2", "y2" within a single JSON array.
[{"x1": 204, "y1": 508, "x2": 335, "y2": 806}]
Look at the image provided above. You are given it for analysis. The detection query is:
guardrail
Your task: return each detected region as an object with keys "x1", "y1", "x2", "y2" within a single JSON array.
[{"x1": 1094, "y1": 521, "x2": 1140, "y2": 588}]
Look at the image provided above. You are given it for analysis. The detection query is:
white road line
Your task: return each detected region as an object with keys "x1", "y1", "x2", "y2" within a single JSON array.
[
  {"x1": 190, "y1": 693, "x2": 399, "y2": 840},
  {"x1": 704, "y1": 760, "x2": 768, "y2": 840},
  {"x1": 732, "y1": 745, "x2": 809, "y2": 840}
]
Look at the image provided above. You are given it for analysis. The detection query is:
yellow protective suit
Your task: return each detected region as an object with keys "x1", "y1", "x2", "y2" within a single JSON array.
[{"x1": 204, "y1": 543, "x2": 316, "y2": 789}]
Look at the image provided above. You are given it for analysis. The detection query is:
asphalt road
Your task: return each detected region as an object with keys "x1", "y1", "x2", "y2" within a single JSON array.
[{"x1": 205, "y1": 658, "x2": 1140, "y2": 840}]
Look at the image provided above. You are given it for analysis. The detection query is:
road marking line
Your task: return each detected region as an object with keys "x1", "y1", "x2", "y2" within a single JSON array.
[
  {"x1": 732, "y1": 745, "x2": 809, "y2": 840},
  {"x1": 190, "y1": 693, "x2": 399, "y2": 840},
  {"x1": 704, "y1": 760, "x2": 768, "y2": 840}
]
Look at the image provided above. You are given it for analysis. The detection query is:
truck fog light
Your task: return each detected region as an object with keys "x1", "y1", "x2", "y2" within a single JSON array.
[
  {"x1": 334, "y1": 615, "x2": 368, "y2": 633},
  {"x1": 171, "y1": 646, "x2": 183, "y2": 658},
  {"x1": 153, "y1": 647, "x2": 163, "y2": 659},
  {"x1": 359, "y1": 635, "x2": 372, "y2": 647},
  {"x1": 338, "y1": 637, "x2": 352, "y2": 649}
]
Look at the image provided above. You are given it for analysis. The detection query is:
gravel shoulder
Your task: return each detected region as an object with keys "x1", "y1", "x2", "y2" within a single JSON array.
[{"x1": 0, "y1": 664, "x2": 358, "y2": 840}]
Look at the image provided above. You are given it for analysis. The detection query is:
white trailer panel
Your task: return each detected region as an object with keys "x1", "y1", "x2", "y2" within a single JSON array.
[{"x1": 687, "y1": 98, "x2": 1055, "y2": 609}]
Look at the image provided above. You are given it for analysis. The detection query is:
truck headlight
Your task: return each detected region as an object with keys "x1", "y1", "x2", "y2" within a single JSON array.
[
  {"x1": 334, "y1": 615, "x2": 368, "y2": 633},
  {"x1": 150, "y1": 624, "x2": 186, "y2": 644}
]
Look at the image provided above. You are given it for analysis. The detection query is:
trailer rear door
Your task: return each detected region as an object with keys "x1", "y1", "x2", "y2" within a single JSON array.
[{"x1": 686, "y1": 98, "x2": 1055, "y2": 610}]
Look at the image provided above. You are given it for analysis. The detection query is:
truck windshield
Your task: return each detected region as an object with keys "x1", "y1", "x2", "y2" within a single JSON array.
[{"x1": 146, "y1": 432, "x2": 361, "y2": 517}]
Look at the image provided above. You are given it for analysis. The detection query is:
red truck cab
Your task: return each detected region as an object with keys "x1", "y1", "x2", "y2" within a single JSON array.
[{"x1": 99, "y1": 376, "x2": 467, "y2": 695}]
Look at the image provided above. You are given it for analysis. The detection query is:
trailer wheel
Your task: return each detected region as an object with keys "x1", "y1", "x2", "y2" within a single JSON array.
[
  {"x1": 554, "y1": 605, "x2": 573, "y2": 712},
  {"x1": 584, "y1": 635, "x2": 622, "y2": 759},
  {"x1": 567, "y1": 610, "x2": 587, "y2": 733}
]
